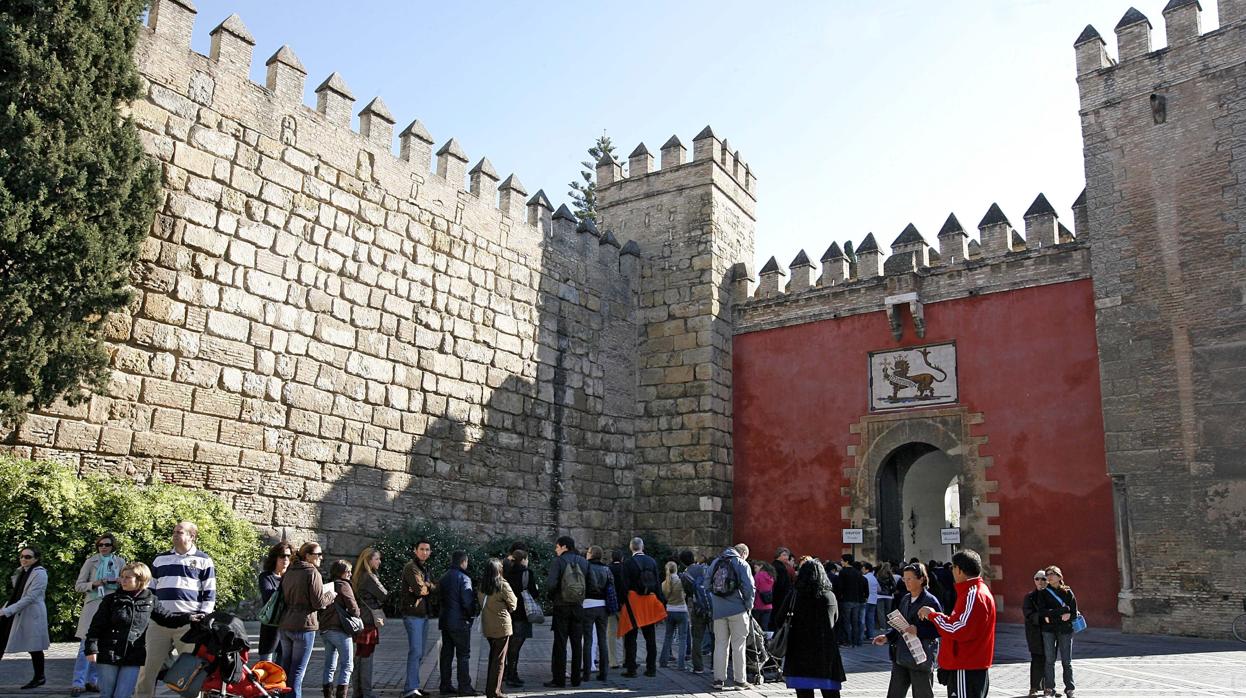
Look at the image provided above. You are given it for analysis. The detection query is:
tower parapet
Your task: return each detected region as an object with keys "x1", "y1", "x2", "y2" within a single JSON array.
[
  {"x1": 736, "y1": 195, "x2": 1087, "y2": 334},
  {"x1": 595, "y1": 127, "x2": 757, "y2": 551}
]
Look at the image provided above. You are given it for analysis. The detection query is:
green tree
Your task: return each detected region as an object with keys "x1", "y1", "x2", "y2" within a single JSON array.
[
  {"x1": 568, "y1": 133, "x2": 616, "y2": 222},
  {"x1": 0, "y1": 0, "x2": 160, "y2": 426}
]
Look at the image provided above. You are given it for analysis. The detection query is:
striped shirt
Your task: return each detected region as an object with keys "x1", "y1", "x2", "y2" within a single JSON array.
[{"x1": 151, "y1": 547, "x2": 216, "y2": 614}]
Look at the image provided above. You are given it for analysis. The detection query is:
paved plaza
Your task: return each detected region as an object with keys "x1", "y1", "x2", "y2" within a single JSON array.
[{"x1": 1, "y1": 622, "x2": 1244, "y2": 698}]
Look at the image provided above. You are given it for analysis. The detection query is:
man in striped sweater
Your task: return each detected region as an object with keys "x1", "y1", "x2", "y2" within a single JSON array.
[
  {"x1": 134, "y1": 521, "x2": 216, "y2": 698},
  {"x1": 918, "y1": 549, "x2": 996, "y2": 698}
]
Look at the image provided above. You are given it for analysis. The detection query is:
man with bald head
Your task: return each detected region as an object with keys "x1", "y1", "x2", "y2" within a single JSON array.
[{"x1": 134, "y1": 521, "x2": 216, "y2": 698}]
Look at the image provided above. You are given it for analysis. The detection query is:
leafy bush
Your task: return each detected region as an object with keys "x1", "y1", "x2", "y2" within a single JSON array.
[{"x1": 0, "y1": 455, "x2": 263, "y2": 640}]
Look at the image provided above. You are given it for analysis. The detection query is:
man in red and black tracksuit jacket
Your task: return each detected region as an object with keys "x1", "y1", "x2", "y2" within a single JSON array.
[{"x1": 918, "y1": 549, "x2": 996, "y2": 698}]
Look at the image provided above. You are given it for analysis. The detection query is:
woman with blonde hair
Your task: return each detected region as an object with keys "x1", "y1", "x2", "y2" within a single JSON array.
[
  {"x1": 84, "y1": 562, "x2": 196, "y2": 698},
  {"x1": 350, "y1": 547, "x2": 388, "y2": 698},
  {"x1": 73, "y1": 533, "x2": 126, "y2": 695},
  {"x1": 1037, "y1": 565, "x2": 1078, "y2": 697},
  {"x1": 659, "y1": 560, "x2": 690, "y2": 671}
]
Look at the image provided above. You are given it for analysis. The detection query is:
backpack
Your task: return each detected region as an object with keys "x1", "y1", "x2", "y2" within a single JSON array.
[
  {"x1": 879, "y1": 572, "x2": 896, "y2": 596},
  {"x1": 682, "y1": 571, "x2": 713, "y2": 621},
  {"x1": 558, "y1": 558, "x2": 586, "y2": 604},
  {"x1": 638, "y1": 560, "x2": 659, "y2": 594},
  {"x1": 710, "y1": 557, "x2": 741, "y2": 597}
]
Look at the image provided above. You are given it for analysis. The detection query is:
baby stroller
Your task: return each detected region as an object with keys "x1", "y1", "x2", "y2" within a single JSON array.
[
  {"x1": 745, "y1": 615, "x2": 783, "y2": 685},
  {"x1": 164, "y1": 611, "x2": 290, "y2": 698}
]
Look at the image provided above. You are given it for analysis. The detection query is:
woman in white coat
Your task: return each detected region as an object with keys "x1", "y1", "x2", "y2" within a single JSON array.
[
  {"x1": 73, "y1": 534, "x2": 126, "y2": 695},
  {"x1": 0, "y1": 546, "x2": 51, "y2": 689}
]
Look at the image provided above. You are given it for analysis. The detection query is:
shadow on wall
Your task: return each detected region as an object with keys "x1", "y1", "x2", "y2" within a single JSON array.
[{"x1": 308, "y1": 237, "x2": 639, "y2": 562}]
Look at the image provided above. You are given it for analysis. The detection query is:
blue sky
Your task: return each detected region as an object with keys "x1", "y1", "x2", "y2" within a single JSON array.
[{"x1": 186, "y1": 1, "x2": 1213, "y2": 269}]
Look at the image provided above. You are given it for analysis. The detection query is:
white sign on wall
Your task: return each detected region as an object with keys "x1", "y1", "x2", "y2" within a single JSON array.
[
  {"x1": 842, "y1": 528, "x2": 864, "y2": 544},
  {"x1": 869, "y1": 342, "x2": 959, "y2": 412},
  {"x1": 940, "y1": 528, "x2": 962, "y2": 545}
]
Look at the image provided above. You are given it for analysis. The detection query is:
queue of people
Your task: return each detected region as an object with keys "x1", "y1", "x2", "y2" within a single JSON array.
[{"x1": 1, "y1": 526, "x2": 1080, "y2": 698}]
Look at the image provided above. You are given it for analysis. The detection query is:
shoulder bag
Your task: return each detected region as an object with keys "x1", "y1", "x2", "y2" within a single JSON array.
[
  {"x1": 334, "y1": 594, "x2": 364, "y2": 634},
  {"x1": 765, "y1": 593, "x2": 795, "y2": 658},
  {"x1": 257, "y1": 585, "x2": 285, "y2": 627},
  {"x1": 1046, "y1": 587, "x2": 1086, "y2": 633}
]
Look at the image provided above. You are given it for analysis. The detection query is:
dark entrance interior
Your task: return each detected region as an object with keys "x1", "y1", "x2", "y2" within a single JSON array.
[{"x1": 878, "y1": 443, "x2": 937, "y2": 563}]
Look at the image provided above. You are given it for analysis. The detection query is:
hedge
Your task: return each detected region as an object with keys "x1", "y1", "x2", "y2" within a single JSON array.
[{"x1": 0, "y1": 455, "x2": 263, "y2": 640}]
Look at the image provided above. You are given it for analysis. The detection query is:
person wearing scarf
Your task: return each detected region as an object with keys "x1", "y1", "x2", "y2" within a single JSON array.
[
  {"x1": 0, "y1": 546, "x2": 51, "y2": 689},
  {"x1": 73, "y1": 534, "x2": 127, "y2": 696}
]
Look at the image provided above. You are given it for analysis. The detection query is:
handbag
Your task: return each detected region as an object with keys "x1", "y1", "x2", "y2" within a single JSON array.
[
  {"x1": 895, "y1": 635, "x2": 938, "y2": 671},
  {"x1": 1045, "y1": 587, "x2": 1086, "y2": 633},
  {"x1": 522, "y1": 590, "x2": 545, "y2": 624},
  {"x1": 163, "y1": 653, "x2": 210, "y2": 697},
  {"x1": 765, "y1": 594, "x2": 794, "y2": 658},
  {"x1": 335, "y1": 597, "x2": 365, "y2": 634},
  {"x1": 257, "y1": 588, "x2": 285, "y2": 627}
]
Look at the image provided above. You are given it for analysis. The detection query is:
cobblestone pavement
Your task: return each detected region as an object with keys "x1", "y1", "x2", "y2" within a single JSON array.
[{"x1": 2, "y1": 623, "x2": 1244, "y2": 697}]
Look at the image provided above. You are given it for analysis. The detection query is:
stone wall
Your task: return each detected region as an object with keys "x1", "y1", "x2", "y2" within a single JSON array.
[
  {"x1": 2, "y1": 1, "x2": 643, "y2": 556},
  {"x1": 1077, "y1": 0, "x2": 1246, "y2": 636}
]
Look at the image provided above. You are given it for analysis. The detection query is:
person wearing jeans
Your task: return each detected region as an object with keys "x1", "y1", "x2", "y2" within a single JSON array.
[
  {"x1": 73, "y1": 534, "x2": 125, "y2": 696},
  {"x1": 398, "y1": 540, "x2": 436, "y2": 698},
  {"x1": 278, "y1": 542, "x2": 334, "y2": 698},
  {"x1": 1038, "y1": 566, "x2": 1078, "y2": 697},
  {"x1": 279, "y1": 629, "x2": 317, "y2": 698},
  {"x1": 659, "y1": 561, "x2": 689, "y2": 671},
  {"x1": 320, "y1": 560, "x2": 359, "y2": 698}
]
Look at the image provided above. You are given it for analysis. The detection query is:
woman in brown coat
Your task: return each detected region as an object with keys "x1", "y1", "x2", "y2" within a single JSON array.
[
  {"x1": 279, "y1": 542, "x2": 335, "y2": 698},
  {"x1": 319, "y1": 560, "x2": 361, "y2": 698},
  {"x1": 477, "y1": 559, "x2": 516, "y2": 698}
]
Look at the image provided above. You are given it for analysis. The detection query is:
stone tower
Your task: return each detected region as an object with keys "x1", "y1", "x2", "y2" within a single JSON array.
[
  {"x1": 595, "y1": 128, "x2": 756, "y2": 550},
  {"x1": 1077, "y1": 1, "x2": 1246, "y2": 633}
]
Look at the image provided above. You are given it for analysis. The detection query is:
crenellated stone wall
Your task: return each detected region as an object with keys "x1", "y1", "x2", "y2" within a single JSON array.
[{"x1": 3, "y1": 1, "x2": 644, "y2": 557}]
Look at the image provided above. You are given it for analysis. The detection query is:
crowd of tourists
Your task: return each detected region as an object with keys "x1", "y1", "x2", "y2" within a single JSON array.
[{"x1": 0, "y1": 522, "x2": 1083, "y2": 698}]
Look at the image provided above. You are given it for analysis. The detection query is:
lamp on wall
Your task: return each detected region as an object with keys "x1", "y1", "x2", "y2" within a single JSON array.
[{"x1": 908, "y1": 508, "x2": 918, "y2": 545}]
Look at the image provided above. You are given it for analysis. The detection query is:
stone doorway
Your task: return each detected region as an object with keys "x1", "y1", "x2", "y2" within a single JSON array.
[
  {"x1": 845, "y1": 407, "x2": 998, "y2": 577},
  {"x1": 877, "y1": 443, "x2": 961, "y2": 563}
]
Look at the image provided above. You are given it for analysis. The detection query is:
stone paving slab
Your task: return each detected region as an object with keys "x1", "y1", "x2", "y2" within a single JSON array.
[{"x1": 2, "y1": 623, "x2": 1244, "y2": 697}]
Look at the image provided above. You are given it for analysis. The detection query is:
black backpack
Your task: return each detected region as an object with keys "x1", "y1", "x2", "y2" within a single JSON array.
[
  {"x1": 879, "y1": 572, "x2": 896, "y2": 596},
  {"x1": 638, "y1": 559, "x2": 659, "y2": 594},
  {"x1": 710, "y1": 557, "x2": 741, "y2": 597}
]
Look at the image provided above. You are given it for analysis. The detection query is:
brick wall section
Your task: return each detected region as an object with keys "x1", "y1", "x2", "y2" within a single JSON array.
[
  {"x1": 1078, "y1": 2, "x2": 1246, "y2": 636},
  {"x1": 3, "y1": 3, "x2": 640, "y2": 556},
  {"x1": 596, "y1": 134, "x2": 756, "y2": 550}
]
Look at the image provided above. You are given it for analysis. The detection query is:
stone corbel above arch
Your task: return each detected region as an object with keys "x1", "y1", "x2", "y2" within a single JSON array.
[{"x1": 885, "y1": 292, "x2": 925, "y2": 341}]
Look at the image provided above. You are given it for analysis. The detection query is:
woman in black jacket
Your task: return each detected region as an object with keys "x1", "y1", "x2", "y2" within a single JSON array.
[
  {"x1": 783, "y1": 558, "x2": 846, "y2": 698},
  {"x1": 871, "y1": 562, "x2": 941, "y2": 698},
  {"x1": 1037, "y1": 566, "x2": 1078, "y2": 698},
  {"x1": 1021, "y1": 570, "x2": 1050, "y2": 696},
  {"x1": 84, "y1": 562, "x2": 195, "y2": 698},
  {"x1": 502, "y1": 545, "x2": 539, "y2": 688}
]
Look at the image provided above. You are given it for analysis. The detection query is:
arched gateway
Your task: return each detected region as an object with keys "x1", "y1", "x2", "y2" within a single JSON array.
[{"x1": 846, "y1": 408, "x2": 998, "y2": 576}]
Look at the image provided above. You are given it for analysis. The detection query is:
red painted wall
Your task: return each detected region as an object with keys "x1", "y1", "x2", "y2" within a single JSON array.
[{"x1": 733, "y1": 279, "x2": 1121, "y2": 627}]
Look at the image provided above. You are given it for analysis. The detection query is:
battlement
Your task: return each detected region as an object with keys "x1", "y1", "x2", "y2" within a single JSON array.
[
  {"x1": 135, "y1": 0, "x2": 640, "y2": 277},
  {"x1": 1075, "y1": 1, "x2": 1246, "y2": 111},
  {"x1": 595, "y1": 126, "x2": 758, "y2": 222},
  {"x1": 735, "y1": 193, "x2": 1087, "y2": 334}
]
